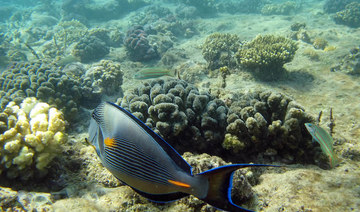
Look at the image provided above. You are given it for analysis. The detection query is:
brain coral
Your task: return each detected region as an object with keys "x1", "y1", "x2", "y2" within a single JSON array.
[
  {"x1": 223, "y1": 89, "x2": 316, "y2": 164},
  {"x1": 0, "y1": 97, "x2": 67, "y2": 180},
  {"x1": 117, "y1": 78, "x2": 228, "y2": 153},
  {"x1": 235, "y1": 35, "x2": 298, "y2": 80},
  {"x1": 202, "y1": 33, "x2": 241, "y2": 70}
]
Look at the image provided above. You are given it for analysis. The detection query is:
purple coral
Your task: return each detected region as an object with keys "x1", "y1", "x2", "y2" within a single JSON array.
[{"x1": 124, "y1": 25, "x2": 158, "y2": 61}]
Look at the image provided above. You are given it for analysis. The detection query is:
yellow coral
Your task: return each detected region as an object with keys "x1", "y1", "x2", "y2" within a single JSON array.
[{"x1": 0, "y1": 97, "x2": 68, "y2": 180}]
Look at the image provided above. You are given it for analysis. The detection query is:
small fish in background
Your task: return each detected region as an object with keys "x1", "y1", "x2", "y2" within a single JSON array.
[
  {"x1": 134, "y1": 67, "x2": 174, "y2": 80},
  {"x1": 88, "y1": 102, "x2": 277, "y2": 212},
  {"x1": 305, "y1": 123, "x2": 340, "y2": 168}
]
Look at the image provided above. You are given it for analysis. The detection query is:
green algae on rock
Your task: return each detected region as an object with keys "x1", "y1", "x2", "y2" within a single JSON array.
[
  {"x1": 235, "y1": 34, "x2": 298, "y2": 80},
  {"x1": 202, "y1": 32, "x2": 241, "y2": 70}
]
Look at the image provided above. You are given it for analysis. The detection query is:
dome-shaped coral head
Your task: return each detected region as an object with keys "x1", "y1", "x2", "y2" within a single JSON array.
[
  {"x1": 236, "y1": 34, "x2": 298, "y2": 80},
  {"x1": 124, "y1": 25, "x2": 158, "y2": 61}
]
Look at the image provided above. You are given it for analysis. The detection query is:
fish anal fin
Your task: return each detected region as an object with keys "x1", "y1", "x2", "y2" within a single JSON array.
[{"x1": 131, "y1": 187, "x2": 189, "y2": 203}]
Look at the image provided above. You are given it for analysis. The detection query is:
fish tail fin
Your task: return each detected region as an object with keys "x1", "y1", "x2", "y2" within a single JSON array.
[
  {"x1": 330, "y1": 153, "x2": 341, "y2": 168},
  {"x1": 198, "y1": 164, "x2": 278, "y2": 212}
]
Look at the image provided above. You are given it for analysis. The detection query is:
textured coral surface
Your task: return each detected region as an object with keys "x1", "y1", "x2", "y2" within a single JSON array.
[{"x1": 0, "y1": 97, "x2": 67, "y2": 180}]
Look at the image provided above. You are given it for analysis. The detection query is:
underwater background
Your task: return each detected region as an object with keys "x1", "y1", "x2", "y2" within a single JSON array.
[{"x1": 0, "y1": 0, "x2": 360, "y2": 211}]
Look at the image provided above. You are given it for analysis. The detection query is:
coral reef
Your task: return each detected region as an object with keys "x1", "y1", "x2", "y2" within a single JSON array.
[
  {"x1": 235, "y1": 35, "x2": 298, "y2": 80},
  {"x1": 0, "y1": 61, "x2": 83, "y2": 118},
  {"x1": 0, "y1": 61, "x2": 123, "y2": 119},
  {"x1": 124, "y1": 25, "x2": 158, "y2": 61},
  {"x1": 81, "y1": 60, "x2": 123, "y2": 97},
  {"x1": 323, "y1": 0, "x2": 360, "y2": 13},
  {"x1": 333, "y1": 2, "x2": 360, "y2": 28},
  {"x1": 202, "y1": 33, "x2": 241, "y2": 70},
  {"x1": 289, "y1": 23, "x2": 312, "y2": 44},
  {"x1": 61, "y1": 0, "x2": 148, "y2": 21},
  {"x1": 0, "y1": 97, "x2": 67, "y2": 180},
  {"x1": 72, "y1": 35, "x2": 110, "y2": 63},
  {"x1": 217, "y1": 0, "x2": 268, "y2": 14},
  {"x1": 128, "y1": 5, "x2": 197, "y2": 38},
  {"x1": 117, "y1": 78, "x2": 228, "y2": 154},
  {"x1": 223, "y1": 89, "x2": 317, "y2": 164},
  {"x1": 330, "y1": 45, "x2": 360, "y2": 75},
  {"x1": 175, "y1": 0, "x2": 217, "y2": 16},
  {"x1": 45, "y1": 20, "x2": 88, "y2": 58},
  {"x1": 261, "y1": 1, "x2": 300, "y2": 16}
]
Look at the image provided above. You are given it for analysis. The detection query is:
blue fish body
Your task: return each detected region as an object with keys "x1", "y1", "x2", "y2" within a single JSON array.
[{"x1": 88, "y1": 102, "x2": 276, "y2": 211}]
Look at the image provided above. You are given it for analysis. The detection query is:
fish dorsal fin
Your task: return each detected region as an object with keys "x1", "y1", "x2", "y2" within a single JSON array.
[{"x1": 106, "y1": 102, "x2": 192, "y2": 174}]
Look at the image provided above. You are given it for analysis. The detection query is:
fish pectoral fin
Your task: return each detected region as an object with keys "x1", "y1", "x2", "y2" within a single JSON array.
[
  {"x1": 131, "y1": 187, "x2": 189, "y2": 203},
  {"x1": 168, "y1": 180, "x2": 191, "y2": 188}
]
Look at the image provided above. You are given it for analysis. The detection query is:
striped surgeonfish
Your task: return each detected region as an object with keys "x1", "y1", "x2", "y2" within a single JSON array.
[{"x1": 88, "y1": 102, "x2": 276, "y2": 212}]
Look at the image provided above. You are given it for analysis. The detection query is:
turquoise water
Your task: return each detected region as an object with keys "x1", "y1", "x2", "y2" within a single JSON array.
[{"x1": 0, "y1": 0, "x2": 360, "y2": 211}]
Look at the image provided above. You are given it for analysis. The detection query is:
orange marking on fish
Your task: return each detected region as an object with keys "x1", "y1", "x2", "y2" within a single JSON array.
[
  {"x1": 168, "y1": 179, "x2": 191, "y2": 188},
  {"x1": 104, "y1": 137, "x2": 116, "y2": 147}
]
